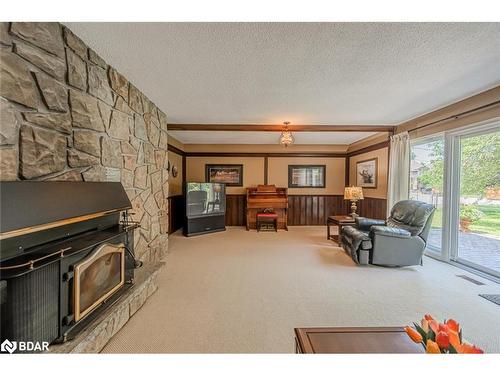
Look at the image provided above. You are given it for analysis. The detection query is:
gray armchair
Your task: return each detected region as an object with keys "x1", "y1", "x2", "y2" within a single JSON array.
[{"x1": 341, "y1": 200, "x2": 436, "y2": 266}]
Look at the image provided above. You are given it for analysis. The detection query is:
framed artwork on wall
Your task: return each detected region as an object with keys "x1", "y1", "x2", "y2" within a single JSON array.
[
  {"x1": 288, "y1": 165, "x2": 326, "y2": 188},
  {"x1": 356, "y1": 158, "x2": 378, "y2": 188},
  {"x1": 205, "y1": 164, "x2": 243, "y2": 186}
]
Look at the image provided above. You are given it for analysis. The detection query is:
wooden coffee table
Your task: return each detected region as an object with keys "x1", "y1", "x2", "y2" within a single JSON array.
[
  {"x1": 294, "y1": 327, "x2": 423, "y2": 353},
  {"x1": 327, "y1": 215, "x2": 356, "y2": 244}
]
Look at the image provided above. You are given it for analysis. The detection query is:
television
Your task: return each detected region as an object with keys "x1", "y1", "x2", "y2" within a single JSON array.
[{"x1": 185, "y1": 182, "x2": 226, "y2": 218}]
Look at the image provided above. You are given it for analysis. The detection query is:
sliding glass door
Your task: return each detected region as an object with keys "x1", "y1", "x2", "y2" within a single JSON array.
[
  {"x1": 451, "y1": 128, "x2": 500, "y2": 276},
  {"x1": 410, "y1": 120, "x2": 500, "y2": 278},
  {"x1": 410, "y1": 136, "x2": 445, "y2": 255}
]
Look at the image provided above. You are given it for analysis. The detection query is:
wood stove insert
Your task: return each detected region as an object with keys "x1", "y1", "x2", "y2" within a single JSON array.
[{"x1": 0, "y1": 182, "x2": 141, "y2": 347}]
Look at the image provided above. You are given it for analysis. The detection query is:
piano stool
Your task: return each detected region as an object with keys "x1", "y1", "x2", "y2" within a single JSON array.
[{"x1": 256, "y1": 212, "x2": 278, "y2": 232}]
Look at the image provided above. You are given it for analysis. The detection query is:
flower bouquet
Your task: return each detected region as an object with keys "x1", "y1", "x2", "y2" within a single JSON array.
[{"x1": 404, "y1": 315, "x2": 484, "y2": 354}]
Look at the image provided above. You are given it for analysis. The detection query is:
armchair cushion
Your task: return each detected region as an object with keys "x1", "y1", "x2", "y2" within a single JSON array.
[
  {"x1": 387, "y1": 200, "x2": 436, "y2": 236},
  {"x1": 370, "y1": 225, "x2": 411, "y2": 238},
  {"x1": 342, "y1": 226, "x2": 372, "y2": 250},
  {"x1": 355, "y1": 217, "x2": 385, "y2": 231}
]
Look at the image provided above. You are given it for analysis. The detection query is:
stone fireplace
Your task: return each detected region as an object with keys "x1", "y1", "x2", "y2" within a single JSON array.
[
  {"x1": 0, "y1": 22, "x2": 169, "y2": 263},
  {"x1": 0, "y1": 22, "x2": 170, "y2": 352}
]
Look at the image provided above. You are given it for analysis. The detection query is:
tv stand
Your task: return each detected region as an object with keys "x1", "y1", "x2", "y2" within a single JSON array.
[{"x1": 184, "y1": 214, "x2": 226, "y2": 237}]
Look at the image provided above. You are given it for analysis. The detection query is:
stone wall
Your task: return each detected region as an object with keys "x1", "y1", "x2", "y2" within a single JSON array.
[{"x1": 0, "y1": 22, "x2": 169, "y2": 261}]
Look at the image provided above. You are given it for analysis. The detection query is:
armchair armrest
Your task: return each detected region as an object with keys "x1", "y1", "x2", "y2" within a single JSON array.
[
  {"x1": 355, "y1": 217, "x2": 385, "y2": 231},
  {"x1": 371, "y1": 225, "x2": 411, "y2": 238}
]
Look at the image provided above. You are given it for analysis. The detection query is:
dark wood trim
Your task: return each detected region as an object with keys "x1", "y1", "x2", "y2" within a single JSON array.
[
  {"x1": 264, "y1": 156, "x2": 268, "y2": 185},
  {"x1": 345, "y1": 156, "x2": 350, "y2": 187},
  {"x1": 347, "y1": 140, "x2": 389, "y2": 157},
  {"x1": 174, "y1": 144, "x2": 388, "y2": 159},
  {"x1": 169, "y1": 124, "x2": 396, "y2": 132},
  {"x1": 185, "y1": 152, "x2": 346, "y2": 158},
  {"x1": 182, "y1": 154, "x2": 186, "y2": 186},
  {"x1": 167, "y1": 143, "x2": 186, "y2": 156},
  {"x1": 183, "y1": 144, "x2": 387, "y2": 159}
]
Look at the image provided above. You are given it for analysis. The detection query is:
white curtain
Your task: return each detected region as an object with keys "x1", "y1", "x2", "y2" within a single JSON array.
[{"x1": 387, "y1": 131, "x2": 410, "y2": 216}]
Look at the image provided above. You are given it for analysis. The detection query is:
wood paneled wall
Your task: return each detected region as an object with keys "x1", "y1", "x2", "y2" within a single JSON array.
[
  {"x1": 288, "y1": 195, "x2": 346, "y2": 225},
  {"x1": 225, "y1": 195, "x2": 246, "y2": 226},
  {"x1": 355, "y1": 197, "x2": 387, "y2": 220},
  {"x1": 224, "y1": 195, "x2": 387, "y2": 226}
]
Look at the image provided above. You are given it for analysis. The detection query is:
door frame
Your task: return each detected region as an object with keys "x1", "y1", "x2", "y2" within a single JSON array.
[
  {"x1": 411, "y1": 117, "x2": 500, "y2": 277},
  {"x1": 410, "y1": 134, "x2": 446, "y2": 259},
  {"x1": 445, "y1": 119, "x2": 500, "y2": 277}
]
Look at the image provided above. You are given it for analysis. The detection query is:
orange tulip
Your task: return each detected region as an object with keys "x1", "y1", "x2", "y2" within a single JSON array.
[
  {"x1": 448, "y1": 329, "x2": 461, "y2": 349},
  {"x1": 420, "y1": 318, "x2": 430, "y2": 334},
  {"x1": 424, "y1": 314, "x2": 435, "y2": 322},
  {"x1": 436, "y1": 331, "x2": 450, "y2": 349},
  {"x1": 457, "y1": 343, "x2": 484, "y2": 354},
  {"x1": 438, "y1": 323, "x2": 449, "y2": 333},
  {"x1": 446, "y1": 319, "x2": 460, "y2": 333},
  {"x1": 426, "y1": 339, "x2": 441, "y2": 354},
  {"x1": 429, "y1": 319, "x2": 440, "y2": 334},
  {"x1": 405, "y1": 326, "x2": 423, "y2": 343}
]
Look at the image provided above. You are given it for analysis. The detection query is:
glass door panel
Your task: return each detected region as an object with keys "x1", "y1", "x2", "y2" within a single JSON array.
[
  {"x1": 410, "y1": 136, "x2": 445, "y2": 254},
  {"x1": 455, "y1": 130, "x2": 500, "y2": 276}
]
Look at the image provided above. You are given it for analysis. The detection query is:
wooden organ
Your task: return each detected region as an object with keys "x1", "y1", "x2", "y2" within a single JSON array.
[{"x1": 246, "y1": 185, "x2": 288, "y2": 231}]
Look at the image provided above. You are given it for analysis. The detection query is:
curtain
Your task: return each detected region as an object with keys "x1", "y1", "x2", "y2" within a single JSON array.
[{"x1": 387, "y1": 131, "x2": 410, "y2": 216}]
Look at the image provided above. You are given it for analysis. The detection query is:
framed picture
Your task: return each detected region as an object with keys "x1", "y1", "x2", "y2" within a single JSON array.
[
  {"x1": 288, "y1": 165, "x2": 326, "y2": 188},
  {"x1": 356, "y1": 158, "x2": 378, "y2": 188},
  {"x1": 205, "y1": 164, "x2": 243, "y2": 186}
]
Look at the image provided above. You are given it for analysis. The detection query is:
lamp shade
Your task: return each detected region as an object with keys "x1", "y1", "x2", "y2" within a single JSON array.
[{"x1": 344, "y1": 186, "x2": 364, "y2": 200}]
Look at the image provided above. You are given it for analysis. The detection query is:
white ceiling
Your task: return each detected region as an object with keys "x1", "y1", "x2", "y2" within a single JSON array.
[
  {"x1": 66, "y1": 22, "x2": 500, "y2": 144},
  {"x1": 169, "y1": 131, "x2": 377, "y2": 144}
]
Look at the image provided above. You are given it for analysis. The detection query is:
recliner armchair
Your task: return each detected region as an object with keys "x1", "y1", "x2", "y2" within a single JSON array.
[{"x1": 340, "y1": 200, "x2": 436, "y2": 266}]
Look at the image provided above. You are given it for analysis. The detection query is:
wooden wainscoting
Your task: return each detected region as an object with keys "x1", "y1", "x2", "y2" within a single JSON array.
[
  {"x1": 167, "y1": 195, "x2": 185, "y2": 234},
  {"x1": 288, "y1": 195, "x2": 347, "y2": 225},
  {"x1": 356, "y1": 197, "x2": 387, "y2": 220},
  {"x1": 225, "y1": 195, "x2": 246, "y2": 226},
  {"x1": 225, "y1": 194, "x2": 387, "y2": 226}
]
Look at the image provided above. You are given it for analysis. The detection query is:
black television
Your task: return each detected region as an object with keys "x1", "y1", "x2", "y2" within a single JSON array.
[{"x1": 184, "y1": 182, "x2": 226, "y2": 236}]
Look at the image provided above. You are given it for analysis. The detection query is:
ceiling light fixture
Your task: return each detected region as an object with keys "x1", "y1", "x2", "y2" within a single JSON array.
[{"x1": 279, "y1": 121, "x2": 294, "y2": 147}]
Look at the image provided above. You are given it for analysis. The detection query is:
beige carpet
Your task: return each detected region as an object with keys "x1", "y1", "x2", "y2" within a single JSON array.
[{"x1": 102, "y1": 226, "x2": 500, "y2": 353}]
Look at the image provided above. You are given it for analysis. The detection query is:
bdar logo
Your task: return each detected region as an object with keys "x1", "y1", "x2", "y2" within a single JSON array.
[{"x1": 1, "y1": 339, "x2": 17, "y2": 354}]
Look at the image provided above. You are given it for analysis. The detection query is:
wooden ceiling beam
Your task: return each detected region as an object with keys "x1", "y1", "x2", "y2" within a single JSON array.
[{"x1": 168, "y1": 124, "x2": 396, "y2": 132}]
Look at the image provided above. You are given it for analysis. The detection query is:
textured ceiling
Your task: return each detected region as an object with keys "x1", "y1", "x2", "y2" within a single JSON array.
[
  {"x1": 66, "y1": 22, "x2": 500, "y2": 144},
  {"x1": 168, "y1": 131, "x2": 377, "y2": 144}
]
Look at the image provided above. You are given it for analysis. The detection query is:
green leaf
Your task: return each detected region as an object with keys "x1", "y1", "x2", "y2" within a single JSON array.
[
  {"x1": 449, "y1": 344, "x2": 458, "y2": 354},
  {"x1": 427, "y1": 329, "x2": 435, "y2": 342},
  {"x1": 413, "y1": 323, "x2": 428, "y2": 342}
]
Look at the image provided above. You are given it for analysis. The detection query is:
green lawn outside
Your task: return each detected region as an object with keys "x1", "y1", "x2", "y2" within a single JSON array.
[
  {"x1": 430, "y1": 205, "x2": 500, "y2": 237},
  {"x1": 471, "y1": 205, "x2": 500, "y2": 237}
]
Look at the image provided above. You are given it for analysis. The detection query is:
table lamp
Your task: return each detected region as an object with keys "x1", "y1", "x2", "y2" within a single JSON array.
[{"x1": 344, "y1": 186, "x2": 364, "y2": 217}]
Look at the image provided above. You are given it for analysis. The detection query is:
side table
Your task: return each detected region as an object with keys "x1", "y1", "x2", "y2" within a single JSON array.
[
  {"x1": 295, "y1": 327, "x2": 423, "y2": 353},
  {"x1": 327, "y1": 215, "x2": 356, "y2": 245}
]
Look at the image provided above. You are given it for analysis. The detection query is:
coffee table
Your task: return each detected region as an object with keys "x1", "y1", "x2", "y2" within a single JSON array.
[
  {"x1": 294, "y1": 327, "x2": 423, "y2": 353},
  {"x1": 327, "y1": 215, "x2": 356, "y2": 244}
]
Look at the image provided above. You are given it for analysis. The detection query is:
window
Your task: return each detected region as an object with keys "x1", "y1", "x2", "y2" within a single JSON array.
[
  {"x1": 410, "y1": 136, "x2": 444, "y2": 253},
  {"x1": 409, "y1": 121, "x2": 500, "y2": 279}
]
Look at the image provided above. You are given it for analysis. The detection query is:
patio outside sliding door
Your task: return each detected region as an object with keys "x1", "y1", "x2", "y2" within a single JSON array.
[
  {"x1": 450, "y1": 126, "x2": 500, "y2": 277},
  {"x1": 410, "y1": 136, "x2": 445, "y2": 256}
]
